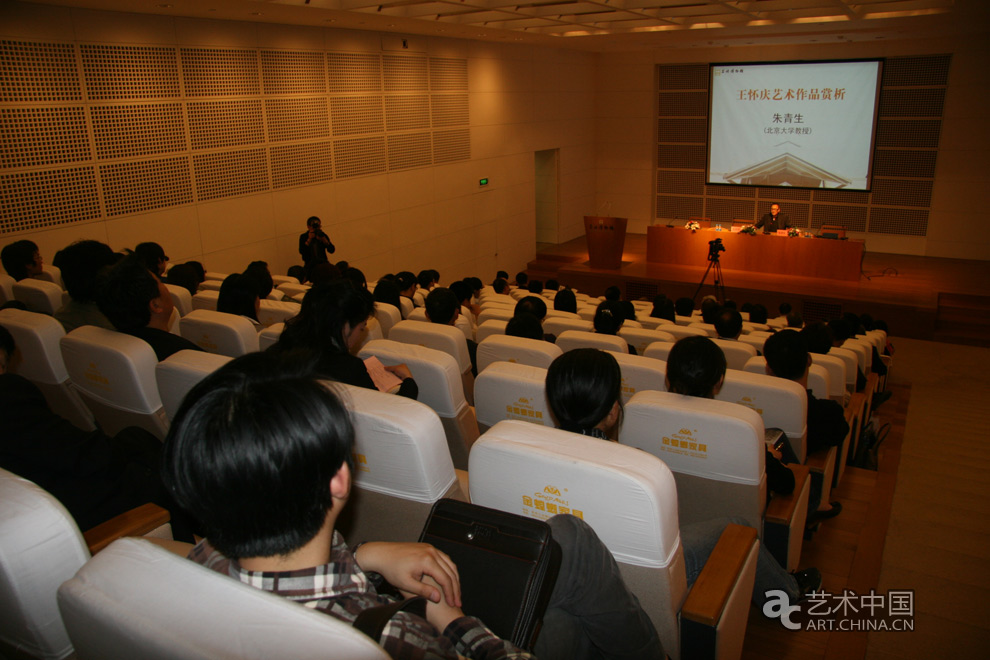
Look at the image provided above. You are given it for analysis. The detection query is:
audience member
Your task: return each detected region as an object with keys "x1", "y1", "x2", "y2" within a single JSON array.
[
  {"x1": 619, "y1": 300, "x2": 637, "y2": 323},
  {"x1": 505, "y1": 313, "x2": 544, "y2": 341},
  {"x1": 162, "y1": 351, "x2": 663, "y2": 660},
  {"x1": 674, "y1": 297, "x2": 694, "y2": 318},
  {"x1": 373, "y1": 279, "x2": 402, "y2": 311},
  {"x1": 553, "y1": 288, "x2": 577, "y2": 314},
  {"x1": 514, "y1": 271, "x2": 528, "y2": 288},
  {"x1": 700, "y1": 297, "x2": 721, "y2": 324},
  {"x1": 492, "y1": 277, "x2": 509, "y2": 295},
  {"x1": 51, "y1": 240, "x2": 116, "y2": 333},
  {"x1": 527, "y1": 279, "x2": 544, "y2": 294},
  {"x1": 287, "y1": 265, "x2": 307, "y2": 284},
  {"x1": 545, "y1": 348, "x2": 822, "y2": 607},
  {"x1": 344, "y1": 267, "x2": 367, "y2": 291},
  {"x1": 425, "y1": 287, "x2": 478, "y2": 376},
  {"x1": 604, "y1": 286, "x2": 621, "y2": 301},
  {"x1": 449, "y1": 280, "x2": 479, "y2": 322},
  {"x1": 714, "y1": 308, "x2": 743, "y2": 340},
  {"x1": 1, "y1": 239, "x2": 43, "y2": 281},
  {"x1": 185, "y1": 260, "x2": 206, "y2": 286},
  {"x1": 651, "y1": 295, "x2": 676, "y2": 323},
  {"x1": 134, "y1": 242, "x2": 168, "y2": 277},
  {"x1": 309, "y1": 262, "x2": 342, "y2": 287},
  {"x1": 785, "y1": 312, "x2": 804, "y2": 329},
  {"x1": 749, "y1": 304, "x2": 769, "y2": 325},
  {"x1": 274, "y1": 279, "x2": 417, "y2": 399},
  {"x1": 545, "y1": 278, "x2": 560, "y2": 291},
  {"x1": 496, "y1": 270, "x2": 509, "y2": 281},
  {"x1": 96, "y1": 254, "x2": 202, "y2": 361},
  {"x1": 243, "y1": 261, "x2": 274, "y2": 300},
  {"x1": 594, "y1": 300, "x2": 635, "y2": 354},
  {"x1": 165, "y1": 262, "x2": 201, "y2": 297},
  {"x1": 217, "y1": 273, "x2": 261, "y2": 326}
]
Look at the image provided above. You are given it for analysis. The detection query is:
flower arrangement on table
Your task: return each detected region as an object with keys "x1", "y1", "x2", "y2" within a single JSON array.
[
  {"x1": 685, "y1": 220, "x2": 701, "y2": 232},
  {"x1": 739, "y1": 225, "x2": 757, "y2": 235},
  {"x1": 787, "y1": 227, "x2": 800, "y2": 237}
]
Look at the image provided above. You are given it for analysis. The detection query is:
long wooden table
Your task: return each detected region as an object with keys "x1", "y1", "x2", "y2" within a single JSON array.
[{"x1": 646, "y1": 226, "x2": 864, "y2": 281}]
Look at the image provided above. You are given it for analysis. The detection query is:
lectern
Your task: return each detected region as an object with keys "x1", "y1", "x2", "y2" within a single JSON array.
[{"x1": 583, "y1": 216, "x2": 627, "y2": 270}]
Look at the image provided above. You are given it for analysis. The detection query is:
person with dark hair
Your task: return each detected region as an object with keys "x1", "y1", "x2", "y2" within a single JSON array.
[
  {"x1": 604, "y1": 286, "x2": 621, "y2": 302},
  {"x1": 0, "y1": 325, "x2": 196, "y2": 540},
  {"x1": 527, "y1": 279, "x2": 543, "y2": 294},
  {"x1": 545, "y1": 347, "x2": 822, "y2": 608},
  {"x1": 335, "y1": 260, "x2": 350, "y2": 273},
  {"x1": 496, "y1": 270, "x2": 509, "y2": 281},
  {"x1": 96, "y1": 254, "x2": 201, "y2": 361},
  {"x1": 722, "y1": 299, "x2": 737, "y2": 310},
  {"x1": 287, "y1": 264, "x2": 306, "y2": 284},
  {"x1": 505, "y1": 313, "x2": 544, "y2": 341},
  {"x1": 52, "y1": 240, "x2": 116, "y2": 333},
  {"x1": 162, "y1": 350, "x2": 664, "y2": 660},
  {"x1": 492, "y1": 277, "x2": 509, "y2": 295},
  {"x1": 754, "y1": 203, "x2": 790, "y2": 234},
  {"x1": 425, "y1": 287, "x2": 478, "y2": 376},
  {"x1": 554, "y1": 289, "x2": 577, "y2": 314},
  {"x1": 449, "y1": 279, "x2": 479, "y2": 322},
  {"x1": 275, "y1": 279, "x2": 417, "y2": 399},
  {"x1": 775, "y1": 302, "x2": 792, "y2": 325},
  {"x1": 514, "y1": 271, "x2": 528, "y2": 288},
  {"x1": 417, "y1": 269, "x2": 436, "y2": 293},
  {"x1": 465, "y1": 277, "x2": 483, "y2": 299},
  {"x1": 165, "y1": 263, "x2": 200, "y2": 297},
  {"x1": 299, "y1": 216, "x2": 335, "y2": 278},
  {"x1": 619, "y1": 301, "x2": 636, "y2": 323},
  {"x1": 650, "y1": 295, "x2": 676, "y2": 323},
  {"x1": 243, "y1": 261, "x2": 274, "y2": 300},
  {"x1": 674, "y1": 297, "x2": 694, "y2": 318},
  {"x1": 700, "y1": 297, "x2": 721, "y2": 324},
  {"x1": 217, "y1": 273, "x2": 261, "y2": 324},
  {"x1": 593, "y1": 300, "x2": 636, "y2": 354},
  {"x1": 800, "y1": 322, "x2": 835, "y2": 356},
  {"x1": 545, "y1": 278, "x2": 559, "y2": 291},
  {"x1": 395, "y1": 271, "x2": 418, "y2": 305},
  {"x1": 666, "y1": 336, "x2": 795, "y2": 497},
  {"x1": 714, "y1": 308, "x2": 743, "y2": 340},
  {"x1": 373, "y1": 279, "x2": 402, "y2": 311},
  {"x1": 515, "y1": 295, "x2": 547, "y2": 321},
  {"x1": 749, "y1": 304, "x2": 769, "y2": 325},
  {"x1": 763, "y1": 330, "x2": 847, "y2": 525},
  {"x1": 785, "y1": 312, "x2": 804, "y2": 329},
  {"x1": 344, "y1": 266, "x2": 367, "y2": 291},
  {"x1": 309, "y1": 262, "x2": 342, "y2": 287},
  {"x1": 184, "y1": 260, "x2": 206, "y2": 286},
  {"x1": 1, "y1": 240, "x2": 43, "y2": 281},
  {"x1": 134, "y1": 242, "x2": 168, "y2": 277}
]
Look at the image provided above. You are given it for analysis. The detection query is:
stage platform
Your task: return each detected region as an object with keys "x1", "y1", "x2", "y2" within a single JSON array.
[{"x1": 527, "y1": 234, "x2": 990, "y2": 345}]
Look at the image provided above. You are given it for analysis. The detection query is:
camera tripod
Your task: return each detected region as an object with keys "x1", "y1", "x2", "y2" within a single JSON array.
[{"x1": 693, "y1": 251, "x2": 726, "y2": 303}]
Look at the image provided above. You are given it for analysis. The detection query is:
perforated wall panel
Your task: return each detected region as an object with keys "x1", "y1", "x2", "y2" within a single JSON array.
[
  {"x1": 871, "y1": 179, "x2": 933, "y2": 208},
  {"x1": 658, "y1": 118, "x2": 706, "y2": 143},
  {"x1": 388, "y1": 133, "x2": 432, "y2": 171},
  {"x1": 193, "y1": 149, "x2": 269, "y2": 201},
  {"x1": 92, "y1": 103, "x2": 186, "y2": 159},
  {"x1": 764, "y1": 202, "x2": 809, "y2": 228},
  {"x1": 658, "y1": 64, "x2": 708, "y2": 91},
  {"x1": 876, "y1": 119, "x2": 941, "y2": 149},
  {"x1": 802, "y1": 301, "x2": 843, "y2": 324},
  {"x1": 330, "y1": 96, "x2": 383, "y2": 136},
  {"x1": 873, "y1": 150, "x2": 937, "y2": 178},
  {"x1": 760, "y1": 188, "x2": 811, "y2": 201},
  {"x1": 101, "y1": 157, "x2": 192, "y2": 216},
  {"x1": 869, "y1": 208, "x2": 928, "y2": 236},
  {"x1": 188, "y1": 100, "x2": 264, "y2": 150},
  {"x1": 658, "y1": 144, "x2": 706, "y2": 169},
  {"x1": 879, "y1": 88, "x2": 946, "y2": 118},
  {"x1": 433, "y1": 129, "x2": 471, "y2": 164},
  {"x1": 1, "y1": 107, "x2": 89, "y2": 168},
  {"x1": 659, "y1": 171, "x2": 704, "y2": 196},
  {"x1": 705, "y1": 198, "x2": 757, "y2": 224},
  {"x1": 266, "y1": 97, "x2": 330, "y2": 142},
  {"x1": 385, "y1": 95, "x2": 430, "y2": 131},
  {"x1": 706, "y1": 184, "x2": 754, "y2": 198},
  {"x1": 81, "y1": 45, "x2": 180, "y2": 100},
  {"x1": 657, "y1": 195, "x2": 703, "y2": 219},
  {"x1": 429, "y1": 58, "x2": 468, "y2": 91},
  {"x1": 431, "y1": 94, "x2": 468, "y2": 128},
  {"x1": 261, "y1": 50, "x2": 326, "y2": 95},
  {"x1": 810, "y1": 204, "x2": 867, "y2": 232},
  {"x1": 658, "y1": 91, "x2": 707, "y2": 117},
  {"x1": 271, "y1": 141, "x2": 333, "y2": 189},
  {"x1": 1, "y1": 167, "x2": 100, "y2": 233},
  {"x1": 334, "y1": 136, "x2": 386, "y2": 178},
  {"x1": 882, "y1": 55, "x2": 951, "y2": 87},
  {"x1": 0, "y1": 41, "x2": 81, "y2": 102},
  {"x1": 181, "y1": 48, "x2": 260, "y2": 97},
  {"x1": 328, "y1": 53, "x2": 382, "y2": 93},
  {"x1": 813, "y1": 189, "x2": 869, "y2": 204},
  {"x1": 383, "y1": 55, "x2": 428, "y2": 92}
]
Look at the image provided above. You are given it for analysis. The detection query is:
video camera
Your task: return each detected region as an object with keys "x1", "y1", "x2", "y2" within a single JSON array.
[{"x1": 708, "y1": 238, "x2": 726, "y2": 262}]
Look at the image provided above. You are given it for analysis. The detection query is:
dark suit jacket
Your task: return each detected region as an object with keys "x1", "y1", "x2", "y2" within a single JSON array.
[{"x1": 755, "y1": 213, "x2": 791, "y2": 234}]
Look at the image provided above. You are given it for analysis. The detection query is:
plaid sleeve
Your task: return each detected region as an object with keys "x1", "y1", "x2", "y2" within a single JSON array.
[{"x1": 443, "y1": 616, "x2": 537, "y2": 660}]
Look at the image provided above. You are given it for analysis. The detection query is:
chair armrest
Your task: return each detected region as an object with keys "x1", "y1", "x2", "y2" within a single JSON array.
[
  {"x1": 83, "y1": 503, "x2": 170, "y2": 554},
  {"x1": 681, "y1": 524, "x2": 758, "y2": 626},
  {"x1": 765, "y1": 464, "x2": 811, "y2": 525},
  {"x1": 455, "y1": 469, "x2": 470, "y2": 502},
  {"x1": 143, "y1": 536, "x2": 196, "y2": 557}
]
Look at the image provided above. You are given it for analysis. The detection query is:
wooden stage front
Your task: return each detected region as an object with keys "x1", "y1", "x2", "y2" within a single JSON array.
[{"x1": 527, "y1": 234, "x2": 990, "y2": 345}]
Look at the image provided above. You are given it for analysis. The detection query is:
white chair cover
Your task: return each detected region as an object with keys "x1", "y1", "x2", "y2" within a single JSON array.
[
  {"x1": 555, "y1": 330, "x2": 627, "y2": 354},
  {"x1": 477, "y1": 307, "x2": 515, "y2": 326},
  {"x1": 257, "y1": 323, "x2": 284, "y2": 351},
  {"x1": 0, "y1": 273, "x2": 15, "y2": 304},
  {"x1": 389, "y1": 320, "x2": 471, "y2": 376},
  {"x1": 712, "y1": 338, "x2": 758, "y2": 371},
  {"x1": 476, "y1": 335, "x2": 562, "y2": 373},
  {"x1": 543, "y1": 317, "x2": 593, "y2": 337},
  {"x1": 191, "y1": 290, "x2": 219, "y2": 311},
  {"x1": 257, "y1": 299, "x2": 299, "y2": 327},
  {"x1": 12, "y1": 279, "x2": 63, "y2": 316},
  {"x1": 609, "y1": 351, "x2": 667, "y2": 405},
  {"x1": 163, "y1": 284, "x2": 193, "y2": 317},
  {"x1": 373, "y1": 302, "x2": 402, "y2": 338},
  {"x1": 811, "y1": 353, "x2": 847, "y2": 400},
  {"x1": 474, "y1": 361, "x2": 553, "y2": 432},
  {"x1": 155, "y1": 350, "x2": 232, "y2": 422},
  {"x1": 643, "y1": 341, "x2": 677, "y2": 362},
  {"x1": 475, "y1": 319, "x2": 507, "y2": 343},
  {"x1": 618, "y1": 327, "x2": 676, "y2": 355},
  {"x1": 715, "y1": 369, "x2": 809, "y2": 462},
  {"x1": 179, "y1": 309, "x2": 260, "y2": 357},
  {"x1": 0, "y1": 308, "x2": 96, "y2": 431}
]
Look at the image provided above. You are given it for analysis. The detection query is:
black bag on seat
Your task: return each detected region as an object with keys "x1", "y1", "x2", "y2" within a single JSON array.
[{"x1": 418, "y1": 498, "x2": 562, "y2": 650}]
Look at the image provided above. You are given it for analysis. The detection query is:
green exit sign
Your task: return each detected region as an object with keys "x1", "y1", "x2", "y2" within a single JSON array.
[{"x1": 479, "y1": 178, "x2": 489, "y2": 186}]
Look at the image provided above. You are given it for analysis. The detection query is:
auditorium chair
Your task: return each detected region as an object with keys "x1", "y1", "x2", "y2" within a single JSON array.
[
  {"x1": 476, "y1": 307, "x2": 514, "y2": 326},
  {"x1": 36, "y1": 266, "x2": 63, "y2": 289},
  {"x1": 662, "y1": 325, "x2": 710, "y2": 341},
  {"x1": 555, "y1": 329, "x2": 627, "y2": 354},
  {"x1": 0, "y1": 308, "x2": 96, "y2": 431},
  {"x1": 470, "y1": 421, "x2": 759, "y2": 660},
  {"x1": 544, "y1": 308, "x2": 580, "y2": 320},
  {"x1": 398, "y1": 296, "x2": 413, "y2": 319},
  {"x1": 334, "y1": 384, "x2": 468, "y2": 547},
  {"x1": 609, "y1": 351, "x2": 667, "y2": 405},
  {"x1": 637, "y1": 316, "x2": 676, "y2": 330},
  {"x1": 357, "y1": 339, "x2": 479, "y2": 470},
  {"x1": 12, "y1": 279, "x2": 64, "y2": 316},
  {"x1": 56, "y1": 538, "x2": 389, "y2": 660},
  {"x1": 1, "y1": 467, "x2": 172, "y2": 660},
  {"x1": 163, "y1": 283, "x2": 193, "y2": 317},
  {"x1": 270, "y1": 274, "x2": 297, "y2": 288},
  {"x1": 257, "y1": 299, "x2": 300, "y2": 327},
  {"x1": 643, "y1": 340, "x2": 677, "y2": 362},
  {"x1": 475, "y1": 334, "x2": 562, "y2": 373},
  {"x1": 178, "y1": 309, "x2": 260, "y2": 357},
  {"x1": 543, "y1": 317, "x2": 593, "y2": 337},
  {"x1": 388, "y1": 319, "x2": 474, "y2": 404},
  {"x1": 197, "y1": 280, "x2": 222, "y2": 292},
  {"x1": 60, "y1": 326, "x2": 169, "y2": 440},
  {"x1": 373, "y1": 301, "x2": 401, "y2": 338},
  {"x1": 276, "y1": 281, "x2": 309, "y2": 301},
  {"x1": 688, "y1": 322, "x2": 718, "y2": 338},
  {"x1": 0, "y1": 273, "x2": 15, "y2": 305},
  {"x1": 155, "y1": 350, "x2": 232, "y2": 422},
  {"x1": 475, "y1": 319, "x2": 507, "y2": 343},
  {"x1": 190, "y1": 290, "x2": 219, "y2": 312},
  {"x1": 257, "y1": 322, "x2": 284, "y2": 351},
  {"x1": 618, "y1": 327, "x2": 677, "y2": 355},
  {"x1": 473, "y1": 361, "x2": 554, "y2": 433},
  {"x1": 711, "y1": 338, "x2": 758, "y2": 371}
]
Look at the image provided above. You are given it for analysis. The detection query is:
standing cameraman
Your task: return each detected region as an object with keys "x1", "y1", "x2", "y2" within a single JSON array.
[{"x1": 299, "y1": 215, "x2": 335, "y2": 279}]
